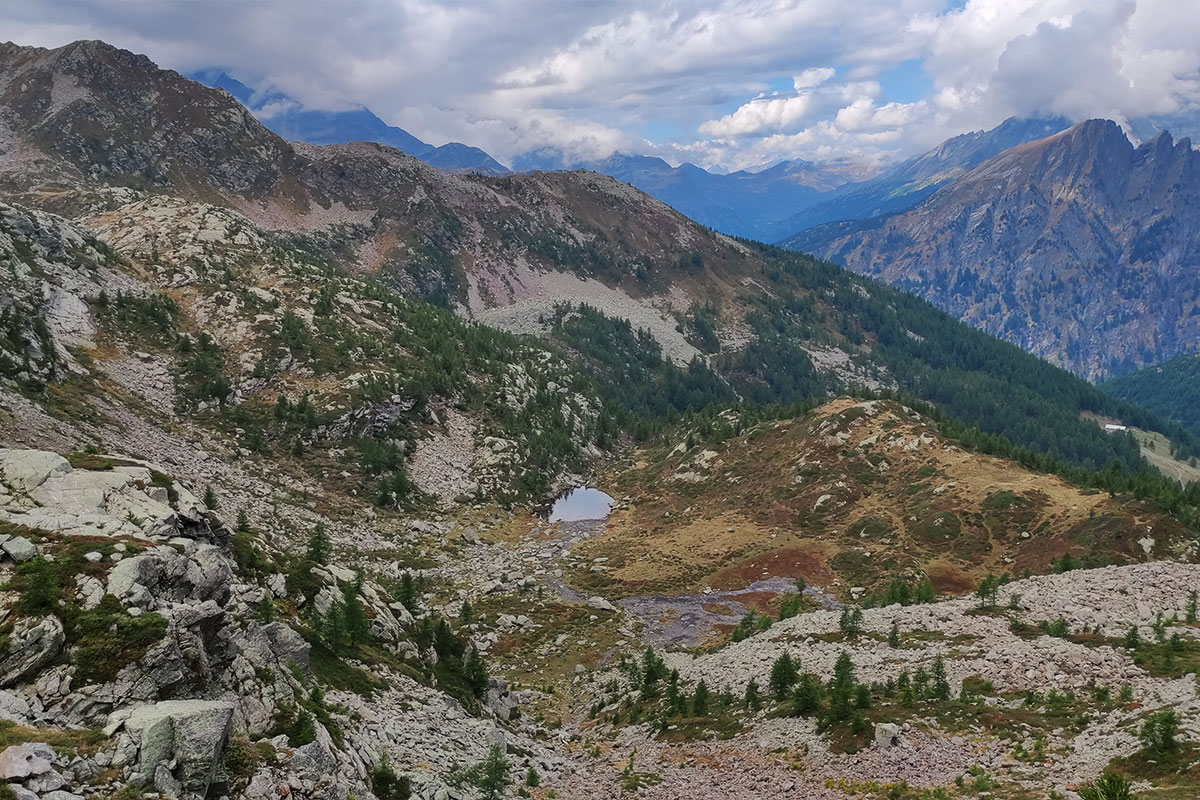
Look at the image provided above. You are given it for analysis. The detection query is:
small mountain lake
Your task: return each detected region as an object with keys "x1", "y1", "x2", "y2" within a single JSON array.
[{"x1": 548, "y1": 487, "x2": 613, "y2": 522}]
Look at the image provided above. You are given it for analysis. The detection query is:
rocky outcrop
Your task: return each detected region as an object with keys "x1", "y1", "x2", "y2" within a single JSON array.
[
  {"x1": 0, "y1": 448, "x2": 219, "y2": 542},
  {"x1": 0, "y1": 617, "x2": 64, "y2": 688}
]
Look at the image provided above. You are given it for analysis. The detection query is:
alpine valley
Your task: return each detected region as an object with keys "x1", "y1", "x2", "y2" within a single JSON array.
[{"x1": 0, "y1": 38, "x2": 1197, "y2": 800}]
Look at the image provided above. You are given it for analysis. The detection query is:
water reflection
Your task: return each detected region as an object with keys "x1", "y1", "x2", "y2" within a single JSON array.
[{"x1": 548, "y1": 487, "x2": 613, "y2": 522}]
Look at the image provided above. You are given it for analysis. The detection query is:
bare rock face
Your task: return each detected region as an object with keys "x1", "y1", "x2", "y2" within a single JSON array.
[
  {"x1": 0, "y1": 616, "x2": 64, "y2": 687},
  {"x1": 796, "y1": 120, "x2": 1200, "y2": 379}
]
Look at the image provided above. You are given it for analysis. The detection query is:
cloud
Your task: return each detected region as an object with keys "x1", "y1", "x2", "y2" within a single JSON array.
[
  {"x1": 794, "y1": 68, "x2": 836, "y2": 91},
  {"x1": 699, "y1": 94, "x2": 815, "y2": 137},
  {"x1": 1, "y1": 0, "x2": 1198, "y2": 170}
]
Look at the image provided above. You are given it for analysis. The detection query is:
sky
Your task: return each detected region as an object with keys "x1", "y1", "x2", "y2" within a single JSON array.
[{"x1": 3, "y1": 0, "x2": 1200, "y2": 171}]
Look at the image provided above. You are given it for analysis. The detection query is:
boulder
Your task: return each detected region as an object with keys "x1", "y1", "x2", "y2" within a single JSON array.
[
  {"x1": 41, "y1": 792, "x2": 86, "y2": 800},
  {"x1": 2, "y1": 536, "x2": 37, "y2": 563},
  {"x1": 26, "y1": 767, "x2": 67, "y2": 792},
  {"x1": 0, "y1": 690, "x2": 32, "y2": 723},
  {"x1": 874, "y1": 722, "x2": 902, "y2": 748},
  {"x1": 122, "y1": 700, "x2": 234, "y2": 800},
  {"x1": 0, "y1": 449, "x2": 70, "y2": 494},
  {"x1": 0, "y1": 743, "x2": 56, "y2": 779},
  {"x1": 106, "y1": 545, "x2": 232, "y2": 610},
  {"x1": 0, "y1": 616, "x2": 65, "y2": 687},
  {"x1": 586, "y1": 596, "x2": 616, "y2": 613}
]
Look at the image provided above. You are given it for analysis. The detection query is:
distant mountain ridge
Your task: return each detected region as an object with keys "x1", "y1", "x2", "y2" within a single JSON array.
[
  {"x1": 190, "y1": 70, "x2": 881, "y2": 239},
  {"x1": 766, "y1": 116, "x2": 1071, "y2": 241},
  {"x1": 189, "y1": 69, "x2": 510, "y2": 176},
  {"x1": 790, "y1": 119, "x2": 1200, "y2": 380},
  {"x1": 513, "y1": 149, "x2": 874, "y2": 240}
]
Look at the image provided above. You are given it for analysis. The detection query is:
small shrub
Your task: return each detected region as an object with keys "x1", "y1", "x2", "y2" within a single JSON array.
[
  {"x1": 370, "y1": 754, "x2": 411, "y2": 800},
  {"x1": 1077, "y1": 771, "x2": 1133, "y2": 800},
  {"x1": 1139, "y1": 709, "x2": 1179, "y2": 753}
]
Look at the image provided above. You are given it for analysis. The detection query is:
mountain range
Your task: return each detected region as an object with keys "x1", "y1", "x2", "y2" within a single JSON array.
[
  {"x1": 791, "y1": 120, "x2": 1200, "y2": 380},
  {"x1": 189, "y1": 69, "x2": 510, "y2": 176}
]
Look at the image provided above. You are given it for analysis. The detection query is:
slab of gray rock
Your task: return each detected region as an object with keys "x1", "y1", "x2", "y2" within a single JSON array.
[
  {"x1": 0, "y1": 449, "x2": 70, "y2": 494},
  {"x1": 0, "y1": 742, "x2": 56, "y2": 779},
  {"x1": 2, "y1": 536, "x2": 37, "y2": 563},
  {"x1": 0, "y1": 616, "x2": 65, "y2": 687},
  {"x1": 122, "y1": 699, "x2": 234, "y2": 800},
  {"x1": 0, "y1": 689, "x2": 32, "y2": 723}
]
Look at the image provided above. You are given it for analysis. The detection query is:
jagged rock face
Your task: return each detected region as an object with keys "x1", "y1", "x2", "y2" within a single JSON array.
[
  {"x1": 0, "y1": 616, "x2": 64, "y2": 687},
  {"x1": 0, "y1": 201, "x2": 135, "y2": 385},
  {"x1": 797, "y1": 120, "x2": 1200, "y2": 379}
]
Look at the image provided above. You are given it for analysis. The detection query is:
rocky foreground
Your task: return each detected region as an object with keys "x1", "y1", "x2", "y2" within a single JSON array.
[{"x1": 0, "y1": 444, "x2": 1195, "y2": 800}]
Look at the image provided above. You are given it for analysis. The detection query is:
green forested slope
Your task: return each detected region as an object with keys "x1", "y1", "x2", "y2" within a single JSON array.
[{"x1": 1102, "y1": 353, "x2": 1200, "y2": 439}]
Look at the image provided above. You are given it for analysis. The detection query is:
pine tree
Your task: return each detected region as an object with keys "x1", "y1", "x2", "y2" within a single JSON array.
[
  {"x1": 459, "y1": 599, "x2": 474, "y2": 624},
  {"x1": 433, "y1": 618, "x2": 463, "y2": 662},
  {"x1": 769, "y1": 651, "x2": 798, "y2": 699},
  {"x1": 930, "y1": 654, "x2": 951, "y2": 701},
  {"x1": 322, "y1": 598, "x2": 346, "y2": 648},
  {"x1": 691, "y1": 680, "x2": 710, "y2": 716},
  {"x1": 306, "y1": 523, "x2": 331, "y2": 565},
  {"x1": 915, "y1": 575, "x2": 936, "y2": 604},
  {"x1": 465, "y1": 648, "x2": 489, "y2": 699},
  {"x1": 1187, "y1": 590, "x2": 1198, "y2": 624},
  {"x1": 397, "y1": 571, "x2": 419, "y2": 613},
  {"x1": 640, "y1": 647, "x2": 668, "y2": 697},
  {"x1": 975, "y1": 574, "x2": 999, "y2": 607},
  {"x1": 471, "y1": 745, "x2": 510, "y2": 800},
  {"x1": 827, "y1": 651, "x2": 856, "y2": 722},
  {"x1": 1123, "y1": 625, "x2": 1140, "y2": 649},
  {"x1": 235, "y1": 508, "x2": 250, "y2": 532},
  {"x1": 744, "y1": 678, "x2": 761, "y2": 711},
  {"x1": 202, "y1": 486, "x2": 218, "y2": 510},
  {"x1": 888, "y1": 621, "x2": 901, "y2": 648},
  {"x1": 1139, "y1": 710, "x2": 1179, "y2": 752},
  {"x1": 791, "y1": 673, "x2": 822, "y2": 715},
  {"x1": 666, "y1": 670, "x2": 684, "y2": 715},
  {"x1": 839, "y1": 607, "x2": 863, "y2": 637},
  {"x1": 885, "y1": 577, "x2": 911, "y2": 606},
  {"x1": 342, "y1": 572, "x2": 370, "y2": 647}
]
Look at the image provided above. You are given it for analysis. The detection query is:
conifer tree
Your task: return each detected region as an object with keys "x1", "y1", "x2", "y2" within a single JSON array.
[
  {"x1": 791, "y1": 673, "x2": 822, "y2": 715},
  {"x1": 827, "y1": 651, "x2": 856, "y2": 722},
  {"x1": 930, "y1": 654, "x2": 951, "y2": 701},
  {"x1": 306, "y1": 523, "x2": 331, "y2": 565},
  {"x1": 692, "y1": 680, "x2": 710, "y2": 716},
  {"x1": 342, "y1": 572, "x2": 370, "y2": 647},
  {"x1": 915, "y1": 575, "x2": 936, "y2": 604},
  {"x1": 744, "y1": 678, "x2": 761, "y2": 711},
  {"x1": 769, "y1": 651, "x2": 799, "y2": 698},
  {"x1": 397, "y1": 571, "x2": 419, "y2": 613}
]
